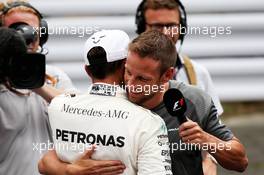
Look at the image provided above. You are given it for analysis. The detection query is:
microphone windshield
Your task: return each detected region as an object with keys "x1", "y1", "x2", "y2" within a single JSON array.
[{"x1": 163, "y1": 88, "x2": 187, "y2": 118}]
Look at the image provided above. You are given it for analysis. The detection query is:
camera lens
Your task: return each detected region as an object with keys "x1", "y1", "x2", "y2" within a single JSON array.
[
  {"x1": 9, "y1": 53, "x2": 45, "y2": 89},
  {"x1": 9, "y1": 23, "x2": 38, "y2": 46}
]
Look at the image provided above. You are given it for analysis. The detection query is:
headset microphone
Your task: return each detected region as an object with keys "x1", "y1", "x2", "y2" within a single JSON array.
[{"x1": 163, "y1": 88, "x2": 187, "y2": 124}]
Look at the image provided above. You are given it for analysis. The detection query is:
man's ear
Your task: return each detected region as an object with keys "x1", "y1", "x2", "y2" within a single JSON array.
[
  {"x1": 118, "y1": 59, "x2": 127, "y2": 79},
  {"x1": 84, "y1": 65, "x2": 92, "y2": 77},
  {"x1": 118, "y1": 59, "x2": 126, "y2": 73},
  {"x1": 121, "y1": 58, "x2": 126, "y2": 68},
  {"x1": 160, "y1": 67, "x2": 175, "y2": 84}
]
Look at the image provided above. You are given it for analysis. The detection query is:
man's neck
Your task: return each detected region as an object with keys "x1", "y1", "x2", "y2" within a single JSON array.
[
  {"x1": 141, "y1": 82, "x2": 170, "y2": 110},
  {"x1": 93, "y1": 75, "x2": 121, "y2": 86}
]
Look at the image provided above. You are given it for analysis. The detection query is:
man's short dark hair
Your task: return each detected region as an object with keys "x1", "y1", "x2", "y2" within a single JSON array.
[
  {"x1": 86, "y1": 46, "x2": 124, "y2": 80},
  {"x1": 129, "y1": 30, "x2": 177, "y2": 74}
]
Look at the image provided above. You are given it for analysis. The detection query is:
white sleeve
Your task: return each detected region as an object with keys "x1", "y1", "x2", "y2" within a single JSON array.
[
  {"x1": 191, "y1": 60, "x2": 224, "y2": 116},
  {"x1": 136, "y1": 114, "x2": 172, "y2": 175},
  {"x1": 46, "y1": 65, "x2": 77, "y2": 91}
]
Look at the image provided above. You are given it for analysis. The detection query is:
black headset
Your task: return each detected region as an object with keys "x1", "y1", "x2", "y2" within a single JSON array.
[
  {"x1": 1, "y1": 1, "x2": 48, "y2": 47},
  {"x1": 135, "y1": 0, "x2": 187, "y2": 44}
]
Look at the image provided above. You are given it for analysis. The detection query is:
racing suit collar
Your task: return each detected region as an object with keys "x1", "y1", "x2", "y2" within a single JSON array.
[{"x1": 88, "y1": 83, "x2": 127, "y2": 99}]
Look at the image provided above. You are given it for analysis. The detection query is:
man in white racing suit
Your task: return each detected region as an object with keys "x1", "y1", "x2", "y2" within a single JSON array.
[{"x1": 47, "y1": 30, "x2": 172, "y2": 175}]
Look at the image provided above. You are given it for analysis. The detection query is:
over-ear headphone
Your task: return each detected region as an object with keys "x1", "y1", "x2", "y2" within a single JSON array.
[
  {"x1": 135, "y1": 0, "x2": 187, "y2": 44},
  {"x1": 1, "y1": 1, "x2": 48, "y2": 47}
]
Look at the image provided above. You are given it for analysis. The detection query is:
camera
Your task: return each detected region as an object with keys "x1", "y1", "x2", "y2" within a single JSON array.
[
  {"x1": 9, "y1": 22, "x2": 38, "y2": 46},
  {"x1": 0, "y1": 27, "x2": 45, "y2": 89},
  {"x1": 7, "y1": 52, "x2": 46, "y2": 89}
]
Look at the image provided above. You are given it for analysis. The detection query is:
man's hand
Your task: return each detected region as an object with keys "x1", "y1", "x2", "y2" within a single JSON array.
[
  {"x1": 179, "y1": 120, "x2": 218, "y2": 175},
  {"x1": 179, "y1": 119, "x2": 209, "y2": 145},
  {"x1": 66, "y1": 146, "x2": 126, "y2": 175},
  {"x1": 33, "y1": 84, "x2": 63, "y2": 103},
  {"x1": 39, "y1": 147, "x2": 126, "y2": 175},
  {"x1": 178, "y1": 119, "x2": 248, "y2": 172}
]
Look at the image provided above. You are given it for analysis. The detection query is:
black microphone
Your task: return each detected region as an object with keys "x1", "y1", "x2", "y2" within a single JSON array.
[{"x1": 163, "y1": 89, "x2": 187, "y2": 124}]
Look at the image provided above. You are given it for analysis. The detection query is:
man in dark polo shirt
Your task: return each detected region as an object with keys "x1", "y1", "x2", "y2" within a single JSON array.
[
  {"x1": 124, "y1": 31, "x2": 248, "y2": 175},
  {"x1": 151, "y1": 80, "x2": 233, "y2": 174}
]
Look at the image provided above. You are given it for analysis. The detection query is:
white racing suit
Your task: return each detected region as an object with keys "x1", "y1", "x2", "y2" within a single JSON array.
[{"x1": 48, "y1": 83, "x2": 172, "y2": 175}]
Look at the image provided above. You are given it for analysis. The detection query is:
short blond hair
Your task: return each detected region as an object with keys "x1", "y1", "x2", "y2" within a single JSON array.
[{"x1": 2, "y1": 0, "x2": 40, "y2": 19}]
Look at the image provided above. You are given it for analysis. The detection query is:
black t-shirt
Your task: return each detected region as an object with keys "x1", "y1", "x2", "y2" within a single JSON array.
[{"x1": 152, "y1": 80, "x2": 234, "y2": 175}]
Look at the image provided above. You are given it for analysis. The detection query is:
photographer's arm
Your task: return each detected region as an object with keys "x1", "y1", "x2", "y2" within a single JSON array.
[
  {"x1": 39, "y1": 149, "x2": 126, "y2": 175},
  {"x1": 34, "y1": 84, "x2": 63, "y2": 103}
]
